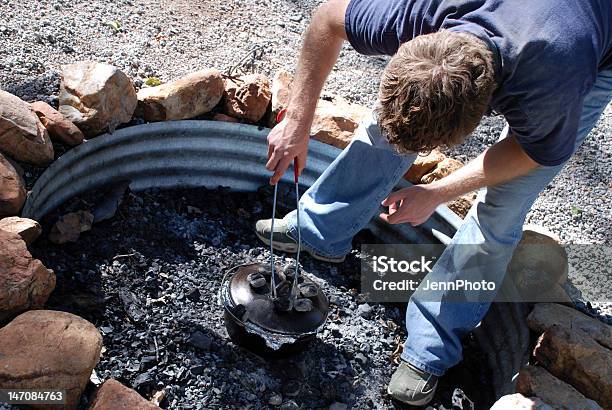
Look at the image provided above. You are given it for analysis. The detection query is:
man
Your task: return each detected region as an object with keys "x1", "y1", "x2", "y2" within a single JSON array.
[{"x1": 256, "y1": 0, "x2": 611, "y2": 405}]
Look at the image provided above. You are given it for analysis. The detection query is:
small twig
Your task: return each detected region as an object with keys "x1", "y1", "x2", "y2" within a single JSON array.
[
  {"x1": 154, "y1": 336, "x2": 160, "y2": 361},
  {"x1": 226, "y1": 43, "x2": 267, "y2": 77},
  {"x1": 113, "y1": 253, "x2": 136, "y2": 260}
]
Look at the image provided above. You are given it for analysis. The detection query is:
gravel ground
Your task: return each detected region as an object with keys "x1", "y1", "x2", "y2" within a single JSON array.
[{"x1": 30, "y1": 187, "x2": 492, "y2": 409}]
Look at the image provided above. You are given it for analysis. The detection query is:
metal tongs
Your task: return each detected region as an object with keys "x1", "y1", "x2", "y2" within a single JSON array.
[{"x1": 269, "y1": 108, "x2": 302, "y2": 305}]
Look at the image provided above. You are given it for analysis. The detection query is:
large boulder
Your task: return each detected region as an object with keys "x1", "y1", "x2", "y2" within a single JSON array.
[
  {"x1": 0, "y1": 153, "x2": 26, "y2": 217},
  {"x1": 404, "y1": 150, "x2": 446, "y2": 184},
  {"x1": 59, "y1": 61, "x2": 137, "y2": 137},
  {"x1": 528, "y1": 303, "x2": 612, "y2": 349},
  {"x1": 0, "y1": 310, "x2": 102, "y2": 410},
  {"x1": 533, "y1": 325, "x2": 612, "y2": 409},
  {"x1": 420, "y1": 157, "x2": 463, "y2": 184},
  {"x1": 0, "y1": 90, "x2": 54, "y2": 165},
  {"x1": 0, "y1": 229, "x2": 55, "y2": 324},
  {"x1": 517, "y1": 365, "x2": 602, "y2": 410},
  {"x1": 89, "y1": 379, "x2": 161, "y2": 410},
  {"x1": 490, "y1": 393, "x2": 552, "y2": 410},
  {"x1": 31, "y1": 101, "x2": 84, "y2": 146},
  {"x1": 136, "y1": 69, "x2": 224, "y2": 122},
  {"x1": 310, "y1": 97, "x2": 370, "y2": 149},
  {"x1": 223, "y1": 74, "x2": 272, "y2": 122},
  {"x1": 0, "y1": 216, "x2": 42, "y2": 245}
]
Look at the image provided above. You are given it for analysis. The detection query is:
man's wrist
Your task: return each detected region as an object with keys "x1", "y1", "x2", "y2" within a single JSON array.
[{"x1": 427, "y1": 180, "x2": 459, "y2": 204}]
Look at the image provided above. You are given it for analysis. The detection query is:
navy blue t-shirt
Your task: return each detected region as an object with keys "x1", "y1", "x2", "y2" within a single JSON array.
[{"x1": 345, "y1": 0, "x2": 612, "y2": 165}]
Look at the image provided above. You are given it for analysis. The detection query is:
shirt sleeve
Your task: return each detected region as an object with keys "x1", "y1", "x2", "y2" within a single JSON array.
[
  {"x1": 495, "y1": 48, "x2": 592, "y2": 166},
  {"x1": 344, "y1": 0, "x2": 404, "y2": 56},
  {"x1": 504, "y1": 101, "x2": 582, "y2": 166}
]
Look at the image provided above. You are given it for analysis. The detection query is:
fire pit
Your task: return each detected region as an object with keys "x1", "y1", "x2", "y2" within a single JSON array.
[{"x1": 24, "y1": 121, "x2": 531, "y2": 408}]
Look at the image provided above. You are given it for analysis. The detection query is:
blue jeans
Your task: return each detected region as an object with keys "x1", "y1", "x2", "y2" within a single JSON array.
[{"x1": 286, "y1": 69, "x2": 612, "y2": 376}]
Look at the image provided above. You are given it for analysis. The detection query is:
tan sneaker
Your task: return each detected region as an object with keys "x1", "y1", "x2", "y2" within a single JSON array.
[
  {"x1": 387, "y1": 361, "x2": 438, "y2": 406},
  {"x1": 255, "y1": 218, "x2": 346, "y2": 263}
]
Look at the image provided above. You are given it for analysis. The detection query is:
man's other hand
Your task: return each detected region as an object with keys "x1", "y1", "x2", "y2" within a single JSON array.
[
  {"x1": 380, "y1": 185, "x2": 442, "y2": 226},
  {"x1": 266, "y1": 118, "x2": 310, "y2": 185}
]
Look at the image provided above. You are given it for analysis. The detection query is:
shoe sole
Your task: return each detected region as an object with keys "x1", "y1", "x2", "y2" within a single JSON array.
[
  {"x1": 255, "y1": 231, "x2": 346, "y2": 264},
  {"x1": 386, "y1": 386, "x2": 435, "y2": 406}
]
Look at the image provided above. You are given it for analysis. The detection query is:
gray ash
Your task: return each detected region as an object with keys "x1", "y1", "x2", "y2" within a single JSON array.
[{"x1": 31, "y1": 186, "x2": 492, "y2": 409}]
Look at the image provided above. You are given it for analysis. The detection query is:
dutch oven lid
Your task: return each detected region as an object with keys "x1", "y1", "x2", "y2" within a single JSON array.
[{"x1": 225, "y1": 263, "x2": 329, "y2": 336}]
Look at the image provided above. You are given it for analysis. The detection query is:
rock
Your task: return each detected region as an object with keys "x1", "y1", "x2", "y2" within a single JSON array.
[
  {"x1": 269, "y1": 70, "x2": 293, "y2": 126},
  {"x1": 447, "y1": 192, "x2": 476, "y2": 218},
  {"x1": 185, "y1": 287, "x2": 201, "y2": 302},
  {"x1": 92, "y1": 181, "x2": 130, "y2": 223},
  {"x1": 268, "y1": 392, "x2": 283, "y2": 406},
  {"x1": 356, "y1": 303, "x2": 374, "y2": 319},
  {"x1": 310, "y1": 97, "x2": 370, "y2": 149},
  {"x1": 528, "y1": 303, "x2": 612, "y2": 349},
  {"x1": 132, "y1": 370, "x2": 155, "y2": 390},
  {"x1": 533, "y1": 325, "x2": 612, "y2": 408},
  {"x1": 279, "y1": 400, "x2": 299, "y2": 410},
  {"x1": 0, "y1": 216, "x2": 42, "y2": 244},
  {"x1": 329, "y1": 402, "x2": 348, "y2": 410},
  {"x1": 490, "y1": 393, "x2": 553, "y2": 410},
  {"x1": 420, "y1": 157, "x2": 463, "y2": 184},
  {"x1": 119, "y1": 290, "x2": 145, "y2": 322},
  {"x1": 0, "y1": 153, "x2": 26, "y2": 217},
  {"x1": 505, "y1": 227, "x2": 569, "y2": 303},
  {"x1": 0, "y1": 229, "x2": 55, "y2": 324},
  {"x1": 535, "y1": 284, "x2": 573, "y2": 304},
  {"x1": 187, "y1": 330, "x2": 212, "y2": 351},
  {"x1": 0, "y1": 310, "x2": 102, "y2": 410},
  {"x1": 404, "y1": 150, "x2": 446, "y2": 184},
  {"x1": 508, "y1": 226, "x2": 568, "y2": 288},
  {"x1": 354, "y1": 352, "x2": 367, "y2": 366},
  {"x1": 212, "y1": 113, "x2": 239, "y2": 123},
  {"x1": 48, "y1": 210, "x2": 94, "y2": 244},
  {"x1": 451, "y1": 388, "x2": 475, "y2": 410},
  {"x1": 136, "y1": 69, "x2": 224, "y2": 122},
  {"x1": 59, "y1": 61, "x2": 137, "y2": 137},
  {"x1": 516, "y1": 365, "x2": 602, "y2": 410},
  {"x1": 0, "y1": 90, "x2": 54, "y2": 165},
  {"x1": 151, "y1": 389, "x2": 166, "y2": 407},
  {"x1": 90, "y1": 379, "x2": 160, "y2": 410},
  {"x1": 223, "y1": 74, "x2": 272, "y2": 122},
  {"x1": 30, "y1": 101, "x2": 84, "y2": 146}
]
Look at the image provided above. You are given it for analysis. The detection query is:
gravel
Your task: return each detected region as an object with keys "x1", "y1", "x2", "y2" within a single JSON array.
[{"x1": 30, "y1": 186, "x2": 493, "y2": 409}]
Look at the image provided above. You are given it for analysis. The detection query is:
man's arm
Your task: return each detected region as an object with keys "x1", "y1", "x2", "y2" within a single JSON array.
[
  {"x1": 266, "y1": 0, "x2": 349, "y2": 184},
  {"x1": 380, "y1": 135, "x2": 540, "y2": 225}
]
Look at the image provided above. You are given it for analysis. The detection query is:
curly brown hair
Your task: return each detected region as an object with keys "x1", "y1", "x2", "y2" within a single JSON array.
[{"x1": 377, "y1": 30, "x2": 496, "y2": 153}]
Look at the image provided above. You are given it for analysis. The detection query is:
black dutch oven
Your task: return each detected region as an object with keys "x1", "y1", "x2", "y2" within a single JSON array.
[{"x1": 220, "y1": 262, "x2": 329, "y2": 356}]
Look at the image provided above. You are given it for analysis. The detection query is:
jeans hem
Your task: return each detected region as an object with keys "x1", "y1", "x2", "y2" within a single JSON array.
[
  {"x1": 400, "y1": 351, "x2": 445, "y2": 377},
  {"x1": 285, "y1": 213, "x2": 350, "y2": 259}
]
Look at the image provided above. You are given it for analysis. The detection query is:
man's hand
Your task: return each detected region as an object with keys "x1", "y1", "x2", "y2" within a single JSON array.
[
  {"x1": 380, "y1": 185, "x2": 443, "y2": 226},
  {"x1": 266, "y1": 118, "x2": 309, "y2": 185},
  {"x1": 380, "y1": 134, "x2": 540, "y2": 227}
]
